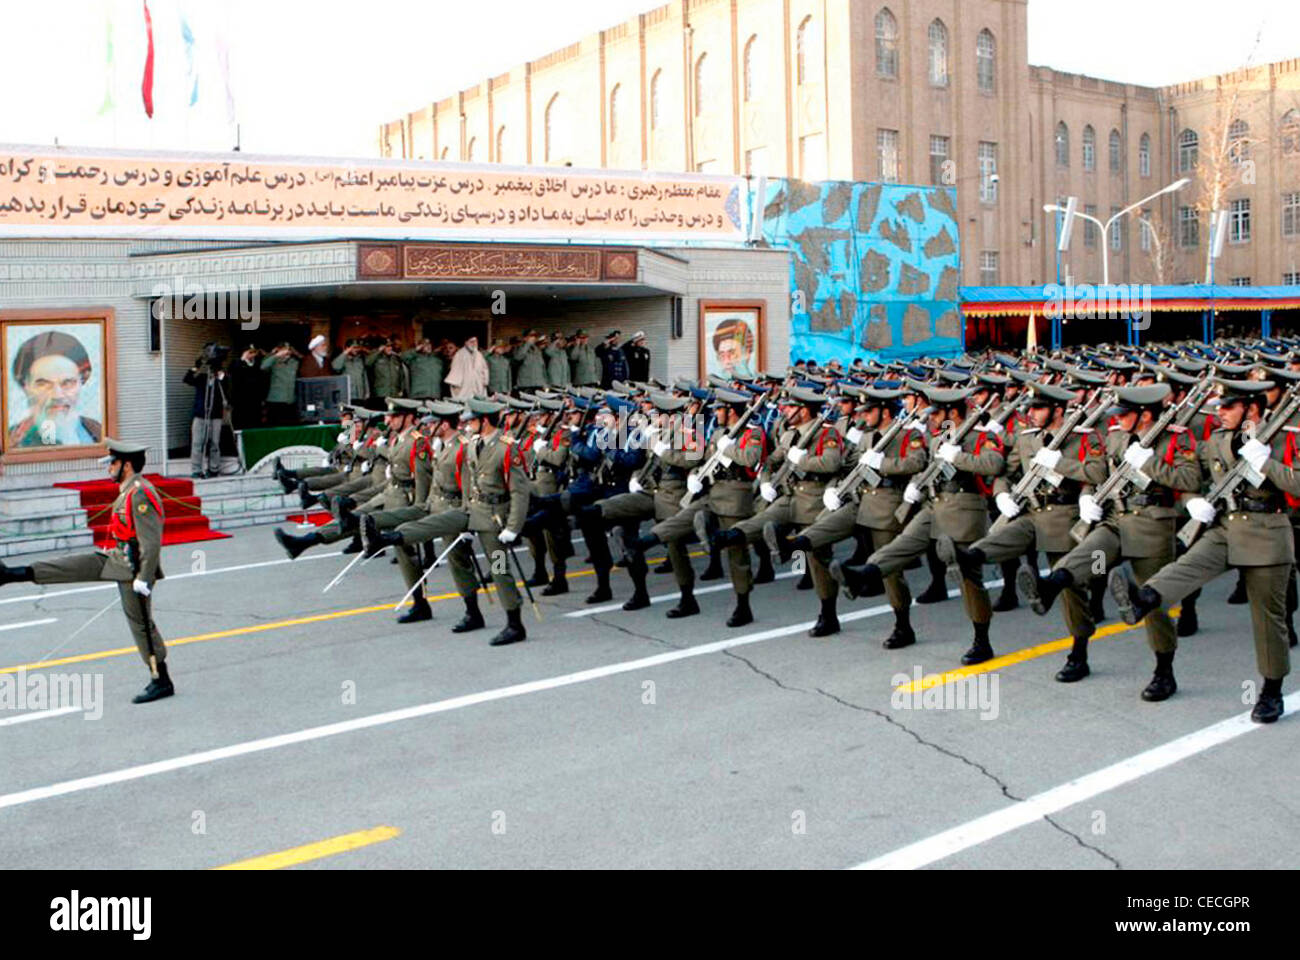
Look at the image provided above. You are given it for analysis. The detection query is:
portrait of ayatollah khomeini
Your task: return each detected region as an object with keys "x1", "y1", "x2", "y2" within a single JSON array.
[{"x1": 7, "y1": 330, "x2": 104, "y2": 448}]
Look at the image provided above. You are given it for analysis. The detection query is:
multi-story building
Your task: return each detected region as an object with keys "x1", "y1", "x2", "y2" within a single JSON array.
[{"x1": 378, "y1": 0, "x2": 1300, "y2": 289}]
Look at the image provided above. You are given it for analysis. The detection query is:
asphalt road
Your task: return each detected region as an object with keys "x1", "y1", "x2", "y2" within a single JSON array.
[{"x1": 1, "y1": 522, "x2": 1297, "y2": 870}]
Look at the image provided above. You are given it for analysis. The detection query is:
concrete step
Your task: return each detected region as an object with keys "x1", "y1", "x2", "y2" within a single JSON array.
[
  {"x1": 0, "y1": 506, "x2": 91, "y2": 538},
  {"x1": 0, "y1": 529, "x2": 95, "y2": 558},
  {"x1": 0, "y1": 487, "x2": 86, "y2": 518}
]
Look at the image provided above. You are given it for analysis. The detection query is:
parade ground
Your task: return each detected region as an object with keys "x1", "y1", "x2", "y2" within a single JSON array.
[{"x1": 1, "y1": 527, "x2": 1295, "y2": 871}]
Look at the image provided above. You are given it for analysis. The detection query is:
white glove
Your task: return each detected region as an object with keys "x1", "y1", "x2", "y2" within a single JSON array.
[
  {"x1": 652, "y1": 440, "x2": 671, "y2": 457},
  {"x1": 1079, "y1": 493, "x2": 1104, "y2": 523},
  {"x1": 1032, "y1": 447, "x2": 1062, "y2": 471},
  {"x1": 716, "y1": 435, "x2": 735, "y2": 454},
  {"x1": 336, "y1": 431, "x2": 348, "y2": 444},
  {"x1": 995, "y1": 492, "x2": 1021, "y2": 519},
  {"x1": 786, "y1": 447, "x2": 807, "y2": 466},
  {"x1": 984, "y1": 418, "x2": 1004, "y2": 436},
  {"x1": 903, "y1": 482, "x2": 923, "y2": 504},
  {"x1": 760, "y1": 482, "x2": 778, "y2": 503},
  {"x1": 498, "y1": 529, "x2": 517, "y2": 545},
  {"x1": 628, "y1": 477, "x2": 644, "y2": 494},
  {"x1": 1123, "y1": 444, "x2": 1153, "y2": 470},
  {"x1": 376, "y1": 436, "x2": 388, "y2": 448},
  {"x1": 352, "y1": 440, "x2": 362, "y2": 451},
  {"x1": 320, "y1": 457, "x2": 331, "y2": 468},
  {"x1": 1240, "y1": 438, "x2": 1270, "y2": 471},
  {"x1": 823, "y1": 488, "x2": 843, "y2": 512},
  {"x1": 938, "y1": 442, "x2": 961, "y2": 464},
  {"x1": 686, "y1": 473, "x2": 704, "y2": 495},
  {"x1": 860, "y1": 450, "x2": 885, "y2": 470},
  {"x1": 132, "y1": 579, "x2": 151, "y2": 597},
  {"x1": 1187, "y1": 497, "x2": 1217, "y2": 525},
  {"x1": 532, "y1": 438, "x2": 546, "y2": 454},
  {"x1": 845, "y1": 427, "x2": 864, "y2": 447}
]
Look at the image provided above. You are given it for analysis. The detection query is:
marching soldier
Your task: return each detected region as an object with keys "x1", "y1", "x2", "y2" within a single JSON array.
[{"x1": 0, "y1": 439, "x2": 172, "y2": 703}]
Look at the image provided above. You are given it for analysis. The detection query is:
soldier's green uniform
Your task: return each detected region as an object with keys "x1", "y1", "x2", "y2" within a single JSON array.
[
  {"x1": 332, "y1": 350, "x2": 370, "y2": 400},
  {"x1": 487, "y1": 349, "x2": 513, "y2": 395},
  {"x1": 261, "y1": 353, "x2": 299, "y2": 402},
  {"x1": 403, "y1": 348, "x2": 446, "y2": 399},
  {"x1": 569, "y1": 335, "x2": 600, "y2": 387},
  {"x1": 367, "y1": 349, "x2": 408, "y2": 399},
  {"x1": 544, "y1": 343, "x2": 572, "y2": 387},
  {"x1": 512, "y1": 338, "x2": 547, "y2": 392}
]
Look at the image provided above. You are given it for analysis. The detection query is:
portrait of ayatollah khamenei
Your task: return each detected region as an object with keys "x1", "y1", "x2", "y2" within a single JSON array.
[{"x1": 5, "y1": 322, "x2": 105, "y2": 450}]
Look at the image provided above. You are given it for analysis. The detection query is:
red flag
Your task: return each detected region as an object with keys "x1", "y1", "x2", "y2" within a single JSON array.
[{"x1": 141, "y1": 0, "x2": 155, "y2": 118}]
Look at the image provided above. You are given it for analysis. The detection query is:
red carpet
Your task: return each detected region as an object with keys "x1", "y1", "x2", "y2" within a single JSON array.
[
  {"x1": 285, "y1": 511, "x2": 333, "y2": 527},
  {"x1": 55, "y1": 474, "x2": 231, "y2": 547}
]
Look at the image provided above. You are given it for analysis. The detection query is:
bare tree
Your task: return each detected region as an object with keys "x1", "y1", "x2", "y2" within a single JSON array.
[{"x1": 1137, "y1": 209, "x2": 1174, "y2": 285}]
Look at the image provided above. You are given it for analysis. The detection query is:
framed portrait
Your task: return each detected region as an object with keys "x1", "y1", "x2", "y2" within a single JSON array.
[
  {"x1": 0, "y1": 309, "x2": 116, "y2": 462},
  {"x1": 699, "y1": 301, "x2": 765, "y2": 381}
]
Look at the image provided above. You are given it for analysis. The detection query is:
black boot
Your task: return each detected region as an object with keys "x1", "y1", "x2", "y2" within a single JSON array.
[
  {"x1": 711, "y1": 527, "x2": 745, "y2": 550},
  {"x1": 362, "y1": 514, "x2": 399, "y2": 558},
  {"x1": 332, "y1": 495, "x2": 357, "y2": 524},
  {"x1": 1176, "y1": 591, "x2": 1199, "y2": 637},
  {"x1": 132, "y1": 662, "x2": 175, "y2": 704},
  {"x1": 398, "y1": 587, "x2": 433, "y2": 624},
  {"x1": 0, "y1": 560, "x2": 35, "y2": 585},
  {"x1": 753, "y1": 542, "x2": 776, "y2": 584},
  {"x1": 544, "y1": 561, "x2": 571, "y2": 597},
  {"x1": 1110, "y1": 569, "x2": 1161, "y2": 625},
  {"x1": 1019, "y1": 563, "x2": 1071, "y2": 616},
  {"x1": 490, "y1": 607, "x2": 527, "y2": 646},
  {"x1": 809, "y1": 596, "x2": 840, "y2": 638},
  {"x1": 627, "y1": 532, "x2": 660, "y2": 559},
  {"x1": 275, "y1": 527, "x2": 321, "y2": 560},
  {"x1": 727, "y1": 592, "x2": 754, "y2": 628},
  {"x1": 666, "y1": 586, "x2": 700, "y2": 619},
  {"x1": 1252, "y1": 677, "x2": 1285, "y2": 723},
  {"x1": 297, "y1": 480, "x2": 320, "y2": 510},
  {"x1": 796, "y1": 569, "x2": 814, "y2": 590},
  {"x1": 1141, "y1": 651, "x2": 1177, "y2": 701},
  {"x1": 916, "y1": 543, "x2": 949, "y2": 603},
  {"x1": 960, "y1": 622, "x2": 995, "y2": 665},
  {"x1": 452, "y1": 595, "x2": 485, "y2": 633},
  {"x1": 275, "y1": 458, "x2": 298, "y2": 493},
  {"x1": 1227, "y1": 570, "x2": 1248, "y2": 604},
  {"x1": 992, "y1": 560, "x2": 1020, "y2": 612},
  {"x1": 883, "y1": 608, "x2": 916, "y2": 649},
  {"x1": 623, "y1": 557, "x2": 651, "y2": 611},
  {"x1": 341, "y1": 531, "x2": 364, "y2": 555},
  {"x1": 1089, "y1": 577, "x2": 1108, "y2": 623},
  {"x1": 763, "y1": 522, "x2": 793, "y2": 565},
  {"x1": 700, "y1": 540, "x2": 725, "y2": 581},
  {"x1": 937, "y1": 535, "x2": 984, "y2": 583},
  {"x1": 846, "y1": 529, "x2": 872, "y2": 566},
  {"x1": 1056, "y1": 636, "x2": 1091, "y2": 683},
  {"x1": 654, "y1": 559, "x2": 672, "y2": 574},
  {"x1": 830, "y1": 560, "x2": 884, "y2": 600}
]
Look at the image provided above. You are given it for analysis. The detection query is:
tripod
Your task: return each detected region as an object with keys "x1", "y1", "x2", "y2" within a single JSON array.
[{"x1": 194, "y1": 364, "x2": 232, "y2": 479}]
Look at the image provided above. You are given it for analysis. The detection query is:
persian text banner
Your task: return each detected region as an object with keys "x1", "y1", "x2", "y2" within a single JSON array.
[{"x1": 0, "y1": 147, "x2": 747, "y2": 242}]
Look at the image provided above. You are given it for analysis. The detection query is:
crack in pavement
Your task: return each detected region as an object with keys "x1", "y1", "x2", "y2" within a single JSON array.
[
  {"x1": 721, "y1": 645, "x2": 1121, "y2": 869},
  {"x1": 590, "y1": 614, "x2": 683, "y2": 650}
]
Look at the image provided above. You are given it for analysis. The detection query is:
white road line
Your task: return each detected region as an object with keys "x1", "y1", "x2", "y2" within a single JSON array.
[
  {"x1": 851, "y1": 696, "x2": 1294, "y2": 870},
  {"x1": 0, "y1": 706, "x2": 83, "y2": 728},
  {"x1": 569, "y1": 570, "x2": 802, "y2": 617},
  {"x1": 0, "y1": 618, "x2": 57, "y2": 633},
  {"x1": 0, "y1": 599, "x2": 903, "y2": 813}
]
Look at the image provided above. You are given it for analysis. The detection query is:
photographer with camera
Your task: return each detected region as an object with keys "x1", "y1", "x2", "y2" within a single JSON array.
[{"x1": 183, "y1": 343, "x2": 230, "y2": 478}]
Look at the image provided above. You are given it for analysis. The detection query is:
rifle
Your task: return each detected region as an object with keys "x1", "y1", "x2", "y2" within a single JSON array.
[
  {"x1": 679, "y1": 394, "x2": 766, "y2": 508},
  {"x1": 523, "y1": 408, "x2": 564, "y2": 481},
  {"x1": 893, "y1": 394, "x2": 1000, "y2": 526},
  {"x1": 1177, "y1": 382, "x2": 1300, "y2": 548},
  {"x1": 828, "y1": 405, "x2": 934, "y2": 505},
  {"x1": 986, "y1": 387, "x2": 1115, "y2": 535},
  {"x1": 1068, "y1": 378, "x2": 1216, "y2": 544},
  {"x1": 755, "y1": 406, "x2": 834, "y2": 495}
]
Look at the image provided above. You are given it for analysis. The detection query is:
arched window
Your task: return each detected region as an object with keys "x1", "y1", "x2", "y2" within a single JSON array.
[
  {"x1": 466, "y1": 137, "x2": 477, "y2": 162},
  {"x1": 1109, "y1": 129, "x2": 1122, "y2": 173},
  {"x1": 1082, "y1": 125, "x2": 1096, "y2": 171},
  {"x1": 1179, "y1": 128, "x2": 1199, "y2": 172},
  {"x1": 1139, "y1": 133, "x2": 1151, "y2": 177},
  {"x1": 797, "y1": 16, "x2": 813, "y2": 85},
  {"x1": 1282, "y1": 109, "x2": 1300, "y2": 156},
  {"x1": 609, "y1": 84, "x2": 621, "y2": 142},
  {"x1": 743, "y1": 35, "x2": 758, "y2": 101},
  {"x1": 545, "y1": 93, "x2": 567, "y2": 163},
  {"x1": 1229, "y1": 119, "x2": 1250, "y2": 164},
  {"x1": 650, "y1": 70, "x2": 662, "y2": 130},
  {"x1": 496, "y1": 126, "x2": 506, "y2": 162},
  {"x1": 875, "y1": 9, "x2": 898, "y2": 79},
  {"x1": 976, "y1": 29, "x2": 995, "y2": 93},
  {"x1": 694, "y1": 53, "x2": 707, "y2": 117},
  {"x1": 1055, "y1": 122, "x2": 1070, "y2": 167},
  {"x1": 928, "y1": 19, "x2": 948, "y2": 86}
]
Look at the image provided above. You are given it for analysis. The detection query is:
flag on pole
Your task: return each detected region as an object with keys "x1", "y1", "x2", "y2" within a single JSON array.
[
  {"x1": 181, "y1": 11, "x2": 198, "y2": 107},
  {"x1": 141, "y1": 0, "x2": 156, "y2": 118},
  {"x1": 1027, "y1": 307, "x2": 1039, "y2": 354},
  {"x1": 97, "y1": 15, "x2": 115, "y2": 117}
]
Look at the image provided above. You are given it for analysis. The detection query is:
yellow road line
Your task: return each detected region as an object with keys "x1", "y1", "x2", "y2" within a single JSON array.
[
  {"x1": 894, "y1": 607, "x2": 1181, "y2": 693},
  {"x1": 214, "y1": 825, "x2": 400, "y2": 870}
]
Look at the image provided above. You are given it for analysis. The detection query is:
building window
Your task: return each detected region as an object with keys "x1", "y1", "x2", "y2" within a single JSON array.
[
  {"x1": 609, "y1": 85, "x2": 620, "y2": 142},
  {"x1": 1285, "y1": 193, "x2": 1300, "y2": 238},
  {"x1": 800, "y1": 133, "x2": 826, "y2": 181},
  {"x1": 694, "y1": 53, "x2": 707, "y2": 117},
  {"x1": 745, "y1": 147, "x2": 768, "y2": 176},
  {"x1": 1284, "y1": 271, "x2": 1300, "y2": 285},
  {"x1": 1083, "y1": 204, "x2": 1098, "y2": 247},
  {"x1": 466, "y1": 137, "x2": 477, "y2": 162},
  {"x1": 1109, "y1": 129, "x2": 1122, "y2": 173},
  {"x1": 978, "y1": 141, "x2": 998, "y2": 202},
  {"x1": 743, "y1": 36, "x2": 758, "y2": 101},
  {"x1": 1139, "y1": 133, "x2": 1151, "y2": 177},
  {"x1": 1140, "y1": 214, "x2": 1153, "y2": 252},
  {"x1": 929, "y1": 135, "x2": 949, "y2": 186},
  {"x1": 877, "y1": 129, "x2": 899, "y2": 183},
  {"x1": 875, "y1": 9, "x2": 898, "y2": 79},
  {"x1": 1230, "y1": 277, "x2": 1251, "y2": 287},
  {"x1": 980, "y1": 251, "x2": 999, "y2": 284},
  {"x1": 797, "y1": 16, "x2": 813, "y2": 85},
  {"x1": 976, "y1": 29, "x2": 995, "y2": 93},
  {"x1": 650, "y1": 70, "x2": 662, "y2": 130},
  {"x1": 1110, "y1": 206, "x2": 1123, "y2": 252},
  {"x1": 1230, "y1": 198, "x2": 1251, "y2": 243},
  {"x1": 1229, "y1": 119, "x2": 1250, "y2": 165},
  {"x1": 1283, "y1": 110, "x2": 1300, "y2": 156},
  {"x1": 1179, "y1": 128, "x2": 1199, "y2": 172},
  {"x1": 1082, "y1": 125, "x2": 1096, "y2": 171},
  {"x1": 928, "y1": 19, "x2": 948, "y2": 86},
  {"x1": 1055, "y1": 122, "x2": 1070, "y2": 167},
  {"x1": 1179, "y1": 205, "x2": 1199, "y2": 247}
]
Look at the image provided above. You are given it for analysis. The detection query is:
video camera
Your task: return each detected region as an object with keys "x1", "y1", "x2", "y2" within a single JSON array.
[{"x1": 197, "y1": 342, "x2": 231, "y2": 370}]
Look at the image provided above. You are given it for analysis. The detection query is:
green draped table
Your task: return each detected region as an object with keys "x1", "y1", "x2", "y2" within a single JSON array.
[{"x1": 238, "y1": 425, "x2": 340, "y2": 470}]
